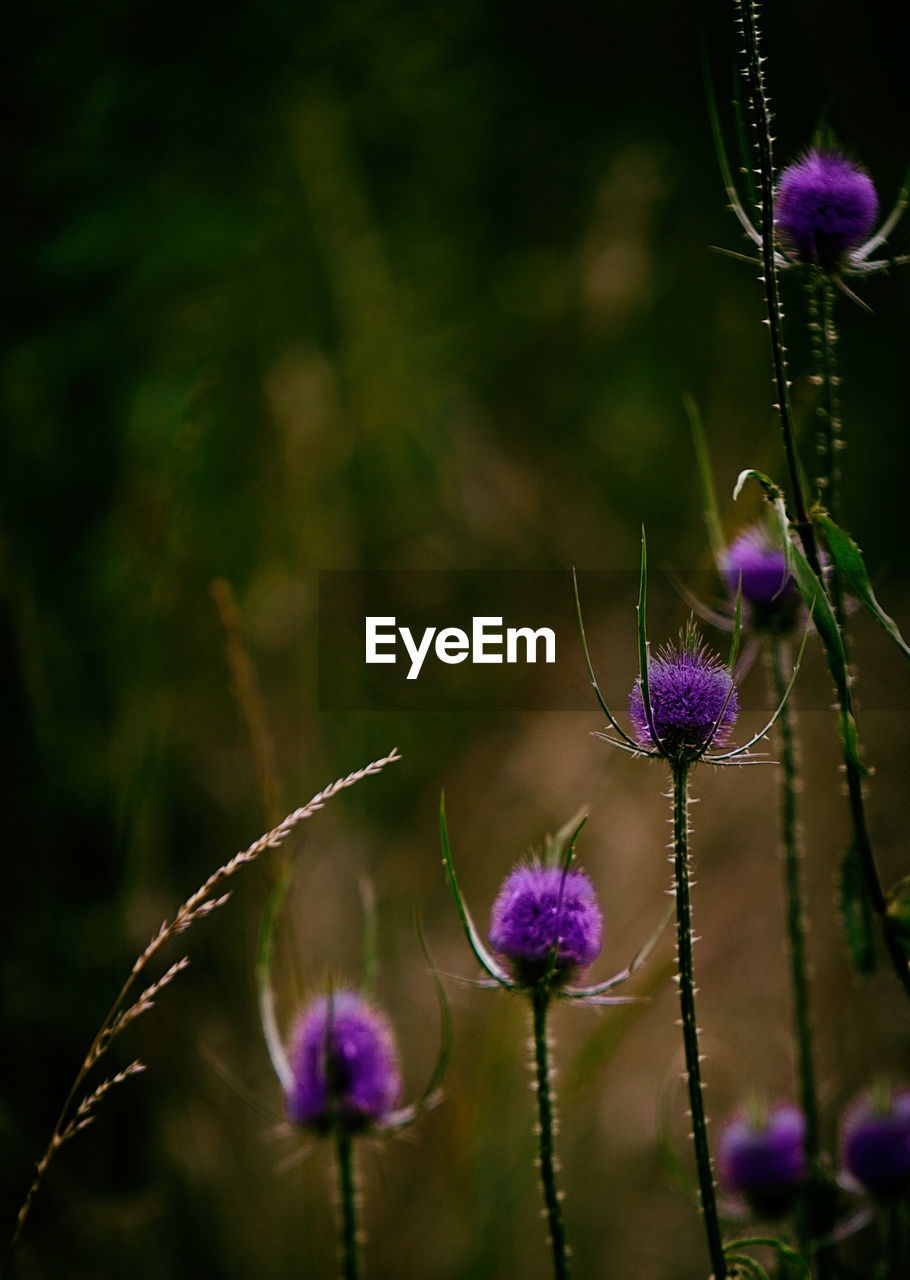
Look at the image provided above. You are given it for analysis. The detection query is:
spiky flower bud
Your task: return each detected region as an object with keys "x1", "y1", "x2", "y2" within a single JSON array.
[
  {"x1": 488, "y1": 863, "x2": 603, "y2": 987},
  {"x1": 841, "y1": 1088, "x2": 910, "y2": 1200},
  {"x1": 775, "y1": 150, "x2": 878, "y2": 271},
  {"x1": 285, "y1": 991, "x2": 402, "y2": 1133},
  {"x1": 629, "y1": 628, "x2": 738, "y2": 759},
  {"x1": 718, "y1": 1104, "x2": 807, "y2": 1218},
  {"x1": 721, "y1": 528, "x2": 798, "y2": 631}
]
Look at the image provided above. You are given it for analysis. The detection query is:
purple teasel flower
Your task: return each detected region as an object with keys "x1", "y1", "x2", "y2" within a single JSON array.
[
  {"x1": 718, "y1": 1104, "x2": 807, "y2": 1219},
  {"x1": 718, "y1": 135, "x2": 909, "y2": 302},
  {"x1": 841, "y1": 1088, "x2": 910, "y2": 1201},
  {"x1": 285, "y1": 991, "x2": 403, "y2": 1134},
  {"x1": 628, "y1": 629, "x2": 739, "y2": 762},
  {"x1": 489, "y1": 862, "x2": 603, "y2": 988},
  {"x1": 775, "y1": 150, "x2": 879, "y2": 272},
  {"x1": 720, "y1": 527, "x2": 801, "y2": 634}
]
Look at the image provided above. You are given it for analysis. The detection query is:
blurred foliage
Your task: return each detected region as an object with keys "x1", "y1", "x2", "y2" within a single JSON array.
[{"x1": 3, "y1": 0, "x2": 910, "y2": 1276}]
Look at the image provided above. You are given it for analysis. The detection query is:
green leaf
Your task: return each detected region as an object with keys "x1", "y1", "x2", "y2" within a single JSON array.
[
  {"x1": 784, "y1": 535, "x2": 866, "y2": 776},
  {"x1": 886, "y1": 877, "x2": 910, "y2": 955},
  {"x1": 840, "y1": 844, "x2": 878, "y2": 976},
  {"x1": 439, "y1": 793, "x2": 513, "y2": 989},
  {"x1": 817, "y1": 513, "x2": 910, "y2": 663},
  {"x1": 725, "y1": 1237, "x2": 810, "y2": 1279},
  {"x1": 637, "y1": 526, "x2": 659, "y2": 747}
]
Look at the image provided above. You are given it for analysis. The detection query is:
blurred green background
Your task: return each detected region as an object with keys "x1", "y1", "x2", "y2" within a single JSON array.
[{"x1": 3, "y1": 0, "x2": 910, "y2": 1275}]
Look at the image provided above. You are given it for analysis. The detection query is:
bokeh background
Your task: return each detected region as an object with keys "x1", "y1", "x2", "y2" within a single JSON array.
[{"x1": 3, "y1": 0, "x2": 910, "y2": 1275}]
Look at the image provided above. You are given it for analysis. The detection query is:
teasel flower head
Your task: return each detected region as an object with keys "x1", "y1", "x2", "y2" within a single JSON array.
[
  {"x1": 629, "y1": 625, "x2": 739, "y2": 761},
  {"x1": 441, "y1": 802, "x2": 659, "y2": 1005},
  {"x1": 841, "y1": 1087, "x2": 910, "y2": 1201},
  {"x1": 489, "y1": 861, "x2": 603, "y2": 988},
  {"x1": 718, "y1": 1104, "x2": 807, "y2": 1218},
  {"x1": 721, "y1": 527, "x2": 799, "y2": 633},
  {"x1": 285, "y1": 991, "x2": 403, "y2": 1133},
  {"x1": 775, "y1": 150, "x2": 879, "y2": 272}
]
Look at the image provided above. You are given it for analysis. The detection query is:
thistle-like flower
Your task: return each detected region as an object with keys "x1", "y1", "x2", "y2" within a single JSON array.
[
  {"x1": 715, "y1": 126, "x2": 909, "y2": 296},
  {"x1": 285, "y1": 991, "x2": 403, "y2": 1133},
  {"x1": 718, "y1": 1104, "x2": 807, "y2": 1219},
  {"x1": 489, "y1": 863, "x2": 603, "y2": 988},
  {"x1": 775, "y1": 151, "x2": 879, "y2": 272},
  {"x1": 718, "y1": 526, "x2": 804, "y2": 639},
  {"x1": 440, "y1": 803, "x2": 656, "y2": 1280},
  {"x1": 628, "y1": 627, "x2": 739, "y2": 761},
  {"x1": 841, "y1": 1088, "x2": 910, "y2": 1201}
]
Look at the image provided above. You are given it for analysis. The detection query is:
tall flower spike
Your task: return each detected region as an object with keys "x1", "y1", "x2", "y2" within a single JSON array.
[
  {"x1": 257, "y1": 855, "x2": 451, "y2": 1280},
  {"x1": 440, "y1": 802, "x2": 659, "y2": 1280}
]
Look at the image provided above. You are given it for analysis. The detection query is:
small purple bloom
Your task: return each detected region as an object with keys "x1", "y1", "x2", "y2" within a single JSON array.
[
  {"x1": 285, "y1": 991, "x2": 403, "y2": 1133},
  {"x1": 719, "y1": 1105, "x2": 807, "y2": 1218},
  {"x1": 629, "y1": 631, "x2": 738, "y2": 758},
  {"x1": 841, "y1": 1089, "x2": 910, "y2": 1200},
  {"x1": 775, "y1": 150, "x2": 878, "y2": 271},
  {"x1": 722, "y1": 528, "x2": 799, "y2": 631},
  {"x1": 489, "y1": 862, "x2": 603, "y2": 986}
]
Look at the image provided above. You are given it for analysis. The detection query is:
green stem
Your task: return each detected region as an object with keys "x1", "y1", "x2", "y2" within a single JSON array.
[
  {"x1": 736, "y1": 0, "x2": 820, "y2": 576},
  {"x1": 532, "y1": 989, "x2": 570, "y2": 1280},
  {"x1": 671, "y1": 762, "x2": 727, "y2": 1280},
  {"x1": 769, "y1": 642, "x2": 834, "y2": 1278},
  {"x1": 336, "y1": 1131, "x2": 360, "y2": 1280},
  {"x1": 737, "y1": 0, "x2": 910, "y2": 1006}
]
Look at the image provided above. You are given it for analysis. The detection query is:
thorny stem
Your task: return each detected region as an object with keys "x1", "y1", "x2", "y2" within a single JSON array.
[
  {"x1": 736, "y1": 0, "x2": 821, "y2": 578},
  {"x1": 336, "y1": 1132, "x2": 361, "y2": 1280},
  {"x1": 671, "y1": 762, "x2": 726, "y2": 1280},
  {"x1": 532, "y1": 989, "x2": 570, "y2": 1280},
  {"x1": 769, "y1": 643, "x2": 833, "y2": 1278},
  {"x1": 807, "y1": 275, "x2": 847, "y2": 635},
  {"x1": 735, "y1": 0, "x2": 910, "y2": 1005}
]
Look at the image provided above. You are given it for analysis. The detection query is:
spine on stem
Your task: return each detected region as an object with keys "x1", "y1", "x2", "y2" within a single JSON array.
[
  {"x1": 672, "y1": 763, "x2": 727, "y2": 1280},
  {"x1": 336, "y1": 1131, "x2": 361, "y2": 1280},
  {"x1": 532, "y1": 990, "x2": 570, "y2": 1280}
]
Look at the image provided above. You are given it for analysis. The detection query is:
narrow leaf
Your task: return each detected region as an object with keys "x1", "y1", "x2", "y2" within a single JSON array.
[
  {"x1": 637, "y1": 527, "x2": 660, "y2": 749},
  {"x1": 256, "y1": 865, "x2": 295, "y2": 1094},
  {"x1": 817, "y1": 513, "x2": 910, "y2": 663},
  {"x1": 439, "y1": 794, "x2": 512, "y2": 988},
  {"x1": 840, "y1": 843, "x2": 878, "y2": 976}
]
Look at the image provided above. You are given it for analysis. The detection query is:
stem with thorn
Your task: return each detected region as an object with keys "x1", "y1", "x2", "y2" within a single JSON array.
[
  {"x1": 335, "y1": 1131, "x2": 361, "y2": 1280},
  {"x1": 671, "y1": 761, "x2": 727, "y2": 1280},
  {"x1": 532, "y1": 988, "x2": 570, "y2": 1280},
  {"x1": 736, "y1": 0, "x2": 821, "y2": 577}
]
